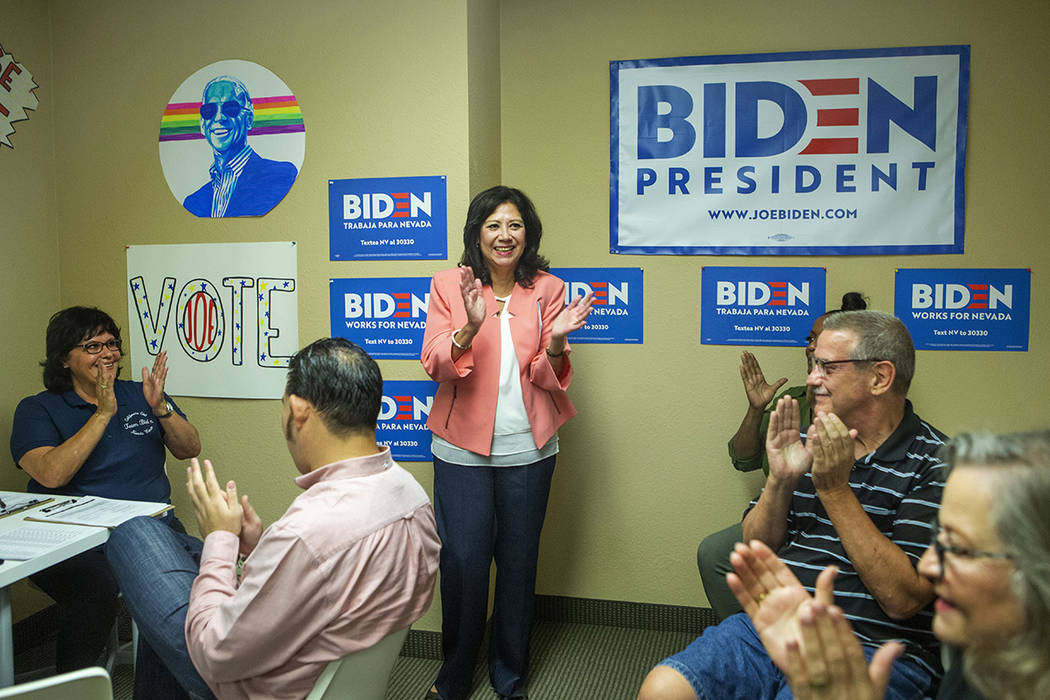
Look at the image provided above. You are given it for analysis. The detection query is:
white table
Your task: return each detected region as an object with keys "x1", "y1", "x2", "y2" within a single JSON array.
[{"x1": 0, "y1": 501, "x2": 110, "y2": 686}]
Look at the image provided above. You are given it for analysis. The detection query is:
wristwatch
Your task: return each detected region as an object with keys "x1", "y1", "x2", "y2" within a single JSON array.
[{"x1": 154, "y1": 400, "x2": 174, "y2": 419}]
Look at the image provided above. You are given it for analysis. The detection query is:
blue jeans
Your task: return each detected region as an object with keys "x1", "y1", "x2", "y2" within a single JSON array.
[
  {"x1": 433, "y1": 455, "x2": 556, "y2": 700},
  {"x1": 660, "y1": 613, "x2": 934, "y2": 700},
  {"x1": 105, "y1": 516, "x2": 215, "y2": 700}
]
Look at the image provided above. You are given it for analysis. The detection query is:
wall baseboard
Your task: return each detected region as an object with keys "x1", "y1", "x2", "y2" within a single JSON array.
[{"x1": 403, "y1": 595, "x2": 717, "y2": 660}]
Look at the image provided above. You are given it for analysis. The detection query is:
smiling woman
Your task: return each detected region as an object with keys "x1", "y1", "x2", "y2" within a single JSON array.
[
  {"x1": 920, "y1": 431, "x2": 1050, "y2": 700},
  {"x1": 9, "y1": 306, "x2": 201, "y2": 674},
  {"x1": 419, "y1": 186, "x2": 594, "y2": 700}
]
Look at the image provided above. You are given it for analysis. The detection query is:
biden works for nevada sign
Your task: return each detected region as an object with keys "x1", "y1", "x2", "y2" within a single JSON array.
[{"x1": 610, "y1": 45, "x2": 969, "y2": 256}]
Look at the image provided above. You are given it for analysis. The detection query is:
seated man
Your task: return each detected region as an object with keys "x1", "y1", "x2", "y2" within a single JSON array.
[
  {"x1": 641, "y1": 310, "x2": 947, "y2": 700},
  {"x1": 700, "y1": 292, "x2": 866, "y2": 620},
  {"x1": 106, "y1": 338, "x2": 441, "y2": 699}
]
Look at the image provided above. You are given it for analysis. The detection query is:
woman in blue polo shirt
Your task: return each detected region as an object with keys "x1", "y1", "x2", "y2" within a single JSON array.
[{"x1": 10, "y1": 306, "x2": 201, "y2": 673}]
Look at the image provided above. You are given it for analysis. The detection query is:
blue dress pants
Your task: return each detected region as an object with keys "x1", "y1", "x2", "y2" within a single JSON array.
[
  {"x1": 433, "y1": 455, "x2": 556, "y2": 700},
  {"x1": 105, "y1": 516, "x2": 216, "y2": 700}
]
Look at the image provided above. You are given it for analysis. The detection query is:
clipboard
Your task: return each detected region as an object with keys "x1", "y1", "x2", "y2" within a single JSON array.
[
  {"x1": 0, "y1": 495, "x2": 53, "y2": 520},
  {"x1": 25, "y1": 497, "x2": 174, "y2": 528}
]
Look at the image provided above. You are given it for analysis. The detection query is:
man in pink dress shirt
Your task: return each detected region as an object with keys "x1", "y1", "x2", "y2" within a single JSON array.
[{"x1": 107, "y1": 338, "x2": 441, "y2": 700}]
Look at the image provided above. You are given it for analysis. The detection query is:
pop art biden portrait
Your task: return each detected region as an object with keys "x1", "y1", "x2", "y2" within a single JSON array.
[{"x1": 183, "y1": 76, "x2": 298, "y2": 218}]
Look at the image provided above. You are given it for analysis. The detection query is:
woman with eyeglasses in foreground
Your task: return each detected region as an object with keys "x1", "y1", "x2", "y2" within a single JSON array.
[
  {"x1": 727, "y1": 429, "x2": 1050, "y2": 700},
  {"x1": 10, "y1": 306, "x2": 201, "y2": 674}
]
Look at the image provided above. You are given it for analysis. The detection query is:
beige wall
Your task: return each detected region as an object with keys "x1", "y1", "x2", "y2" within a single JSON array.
[
  {"x1": 3, "y1": 0, "x2": 1048, "y2": 632},
  {"x1": 1, "y1": 0, "x2": 61, "y2": 616}
]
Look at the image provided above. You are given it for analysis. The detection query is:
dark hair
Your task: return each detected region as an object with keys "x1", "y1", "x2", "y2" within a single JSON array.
[
  {"x1": 41, "y1": 307, "x2": 122, "y2": 393},
  {"x1": 826, "y1": 291, "x2": 868, "y2": 316},
  {"x1": 458, "y1": 185, "x2": 550, "y2": 288},
  {"x1": 285, "y1": 338, "x2": 382, "y2": 436}
]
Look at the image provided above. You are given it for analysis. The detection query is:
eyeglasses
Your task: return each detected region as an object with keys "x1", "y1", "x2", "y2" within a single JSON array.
[
  {"x1": 929, "y1": 524, "x2": 1012, "y2": 580},
  {"x1": 810, "y1": 357, "x2": 883, "y2": 377},
  {"x1": 199, "y1": 101, "x2": 245, "y2": 121},
  {"x1": 75, "y1": 339, "x2": 121, "y2": 354}
]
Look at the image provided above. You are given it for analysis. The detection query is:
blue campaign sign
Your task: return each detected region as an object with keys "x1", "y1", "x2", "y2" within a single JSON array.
[
  {"x1": 894, "y1": 268, "x2": 1030, "y2": 351},
  {"x1": 551, "y1": 268, "x2": 643, "y2": 344},
  {"x1": 378, "y1": 380, "x2": 437, "y2": 462},
  {"x1": 329, "y1": 277, "x2": 430, "y2": 359},
  {"x1": 701, "y1": 267, "x2": 826, "y2": 346},
  {"x1": 329, "y1": 175, "x2": 447, "y2": 260}
]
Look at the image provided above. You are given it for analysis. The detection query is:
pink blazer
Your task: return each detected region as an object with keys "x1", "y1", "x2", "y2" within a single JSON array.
[{"x1": 420, "y1": 268, "x2": 577, "y2": 457}]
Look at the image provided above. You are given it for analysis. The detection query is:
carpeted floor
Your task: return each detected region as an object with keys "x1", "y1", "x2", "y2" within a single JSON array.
[
  {"x1": 385, "y1": 619, "x2": 697, "y2": 699},
  {"x1": 19, "y1": 597, "x2": 711, "y2": 699},
  {"x1": 104, "y1": 620, "x2": 695, "y2": 699}
]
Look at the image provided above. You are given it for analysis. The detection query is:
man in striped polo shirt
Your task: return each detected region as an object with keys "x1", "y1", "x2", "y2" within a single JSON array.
[{"x1": 640, "y1": 310, "x2": 947, "y2": 700}]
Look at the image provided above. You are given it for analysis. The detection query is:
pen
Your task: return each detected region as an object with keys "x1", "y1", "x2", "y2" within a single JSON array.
[
  {"x1": 41, "y1": 499, "x2": 75, "y2": 513},
  {"x1": 45, "y1": 498, "x2": 92, "y2": 516},
  {"x1": 0, "y1": 496, "x2": 7, "y2": 510}
]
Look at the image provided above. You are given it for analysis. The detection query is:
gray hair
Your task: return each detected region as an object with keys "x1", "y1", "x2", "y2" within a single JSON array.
[
  {"x1": 821, "y1": 310, "x2": 914, "y2": 395},
  {"x1": 944, "y1": 430, "x2": 1050, "y2": 700},
  {"x1": 201, "y1": 75, "x2": 253, "y2": 108}
]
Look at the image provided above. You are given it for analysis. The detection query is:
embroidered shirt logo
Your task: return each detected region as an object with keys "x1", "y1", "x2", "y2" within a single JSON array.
[{"x1": 124, "y1": 411, "x2": 156, "y2": 436}]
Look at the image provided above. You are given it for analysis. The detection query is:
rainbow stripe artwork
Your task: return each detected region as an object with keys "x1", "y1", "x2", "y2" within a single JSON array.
[{"x1": 158, "y1": 95, "x2": 304, "y2": 142}]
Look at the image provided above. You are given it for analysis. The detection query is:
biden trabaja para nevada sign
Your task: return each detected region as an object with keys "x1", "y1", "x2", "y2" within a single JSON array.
[{"x1": 611, "y1": 45, "x2": 969, "y2": 255}]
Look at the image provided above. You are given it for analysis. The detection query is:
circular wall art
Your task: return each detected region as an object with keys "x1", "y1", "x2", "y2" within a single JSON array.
[{"x1": 158, "y1": 59, "x2": 305, "y2": 218}]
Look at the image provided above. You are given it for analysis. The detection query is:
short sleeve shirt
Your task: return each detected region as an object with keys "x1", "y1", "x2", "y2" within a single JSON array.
[{"x1": 10, "y1": 379, "x2": 182, "y2": 502}]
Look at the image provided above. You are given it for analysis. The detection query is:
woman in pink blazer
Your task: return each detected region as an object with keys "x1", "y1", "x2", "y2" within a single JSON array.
[{"x1": 421, "y1": 186, "x2": 592, "y2": 700}]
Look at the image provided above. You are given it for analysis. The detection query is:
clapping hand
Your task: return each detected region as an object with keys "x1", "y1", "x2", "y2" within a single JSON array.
[
  {"x1": 784, "y1": 601, "x2": 900, "y2": 700},
  {"x1": 728, "y1": 540, "x2": 900, "y2": 700},
  {"x1": 766, "y1": 396, "x2": 813, "y2": 484},
  {"x1": 726, "y1": 540, "x2": 836, "y2": 672},
  {"x1": 187, "y1": 458, "x2": 243, "y2": 539},
  {"x1": 238, "y1": 493, "x2": 263, "y2": 556},
  {"x1": 550, "y1": 292, "x2": 594, "y2": 340},
  {"x1": 142, "y1": 350, "x2": 169, "y2": 413},
  {"x1": 95, "y1": 364, "x2": 117, "y2": 418},
  {"x1": 810, "y1": 413, "x2": 859, "y2": 493},
  {"x1": 740, "y1": 351, "x2": 787, "y2": 410},
  {"x1": 458, "y1": 265, "x2": 487, "y2": 331}
]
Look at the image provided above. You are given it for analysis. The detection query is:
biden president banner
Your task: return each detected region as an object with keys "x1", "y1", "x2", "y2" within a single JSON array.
[{"x1": 611, "y1": 45, "x2": 969, "y2": 256}]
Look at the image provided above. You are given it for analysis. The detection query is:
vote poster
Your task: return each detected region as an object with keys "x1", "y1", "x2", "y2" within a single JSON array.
[{"x1": 127, "y1": 242, "x2": 299, "y2": 398}]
